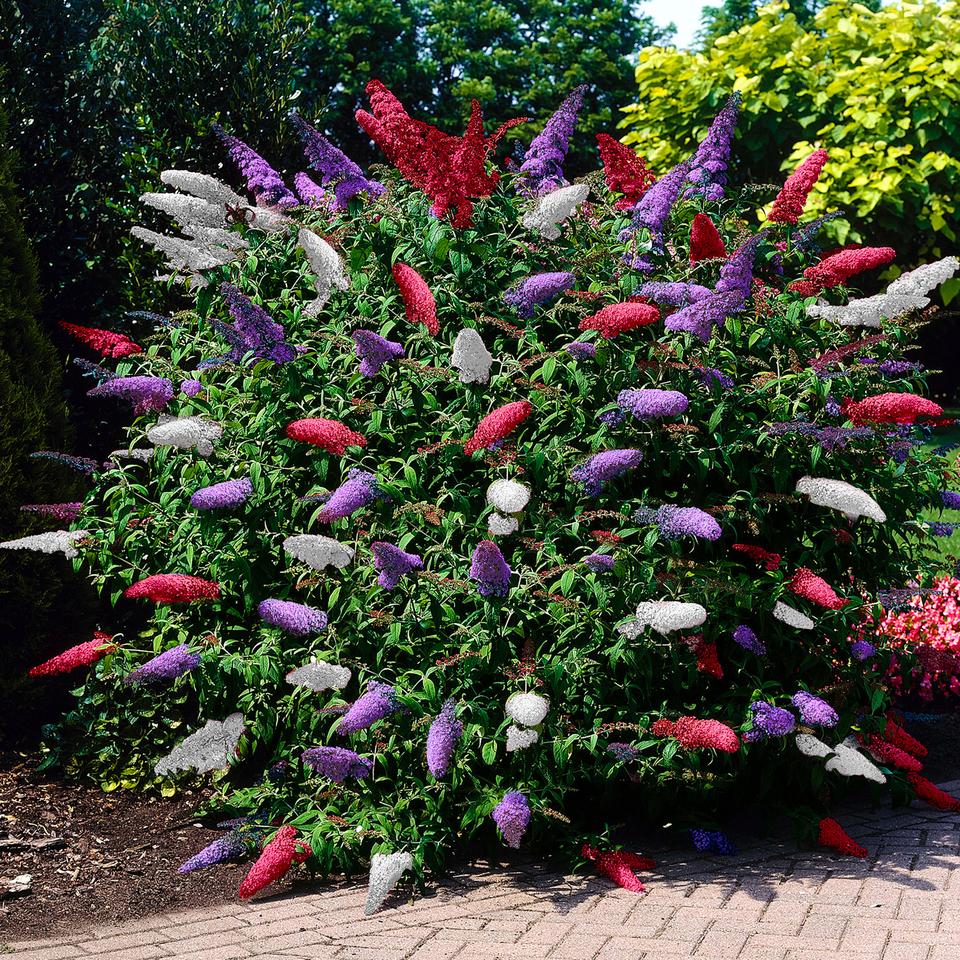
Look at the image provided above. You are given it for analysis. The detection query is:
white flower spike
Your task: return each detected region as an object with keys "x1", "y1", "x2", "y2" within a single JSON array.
[
  {"x1": 451, "y1": 328, "x2": 493, "y2": 384},
  {"x1": 0, "y1": 530, "x2": 89, "y2": 560},
  {"x1": 505, "y1": 692, "x2": 550, "y2": 728},
  {"x1": 486, "y1": 479, "x2": 531, "y2": 514},
  {"x1": 773, "y1": 601, "x2": 815, "y2": 631},
  {"x1": 522, "y1": 184, "x2": 589, "y2": 240},
  {"x1": 147, "y1": 415, "x2": 223, "y2": 456},
  {"x1": 154, "y1": 713, "x2": 244, "y2": 776},
  {"x1": 283, "y1": 534, "x2": 355, "y2": 570},
  {"x1": 630, "y1": 600, "x2": 707, "y2": 636},
  {"x1": 795, "y1": 477, "x2": 886, "y2": 522},
  {"x1": 285, "y1": 659, "x2": 352, "y2": 692},
  {"x1": 298, "y1": 228, "x2": 349, "y2": 315},
  {"x1": 364, "y1": 851, "x2": 412, "y2": 915}
]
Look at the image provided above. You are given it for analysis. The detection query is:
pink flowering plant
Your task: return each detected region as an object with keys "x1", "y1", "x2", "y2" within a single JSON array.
[{"x1": 16, "y1": 81, "x2": 960, "y2": 898}]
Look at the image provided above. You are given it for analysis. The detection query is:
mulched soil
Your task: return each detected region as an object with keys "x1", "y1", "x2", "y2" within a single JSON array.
[{"x1": 0, "y1": 753, "x2": 239, "y2": 942}]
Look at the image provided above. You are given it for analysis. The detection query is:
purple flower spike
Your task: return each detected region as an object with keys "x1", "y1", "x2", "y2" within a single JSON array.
[
  {"x1": 655, "y1": 506, "x2": 722, "y2": 541},
  {"x1": 220, "y1": 283, "x2": 297, "y2": 364},
  {"x1": 20, "y1": 503, "x2": 83, "y2": 523},
  {"x1": 372, "y1": 542, "x2": 423, "y2": 590},
  {"x1": 258, "y1": 599, "x2": 328, "y2": 636},
  {"x1": 664, "y1": 290, "x2": 742, "y2": 342},
  {"x1": 684, "y1": 93, "x2": 741, "y2": 201},
  {"x1": 621, "y1": 158, "x2": 692, "y2": 253},
  {"x1": 715, "y1": 234, "x2": 762, "y2": 301},
  {"x1": 733, "y1": 625, "x2": 766, "y2": 656},
  {"x1": 87, "y1": 376, "x2": 174, "y2": 416},
  {"x1": 212, "y1": 123, "x2": 297, "y2": 209},
  {"x1": 190, "y1": 477, "x2": 253, "y2": 510},
  {"x1": 851, "y1": 640, "x2": 878, "y2": 661},
  {"x1": 691, "y1": 829, "x2": 736, "y2": 855},
  {"x1": 180, "y1": 379, "x2": 203, "y2": 397},
  {"x1": 178, "y1": 832, "x2": 247, "y2": 874},
  {"x1": 618, "y1": 388, "x2": 689, "y2": 420},
  {"x1": 492, "y1": 791, "x2": 531, "y2": 848},
  {"x1": 571, "y1": 449, "x2": 643, "y2": 496},
  {"x1": 289, "y1": 112, "x2": 385, "y2": 209},
  {"x1": 301, "y1": 746, "x2": 373, "y2": 782},
  {"x1": 426, "y1": 699, "x2": 463, "y2": 778},
  {"x1": 518, "y1": 86, "x2": 587, "y2": 194},
  {"x1": 124, "y1": 644, "x2": 201, "y2": 685},
  {"x1": 692, "y1": 366, "x2": 735, "y2": 390},
  {"x1": 316, "y1": 469, "x2": 382, "y2": 523},
  {"x1": 31, "y1": 451, "x2": 99, "y2": 474},
  {"x1": 353, "y1": 329, "x2": 404, "y2": 377},
  {"x1": 748, "y1": 701, "x2": 796, "y2": 740},
  {"x1": 470, "y1": 540, "x2": 512, "y2": 599},
  {"x1": 565, "y1": 341, "x2": 597, "y2": 360},
  {"x1": 637, "y1": 282, "x2": 713, "y2": 306},
  {"x1": 294, "y1": 171, "x2": 328, "y2": 208},
  {"x1": 503, "y1": 272, "x2": 575, "y2": 318},
  {"x1": 584, "y1": 553, "x2": 615, "y2": 573},
  {"x1": 941, "y1": 491, "x2": 960, "y2": 510},
  {"x1": 791, "y1": 691, "x2": 838, "y2": 728},
  {"x1": 338, "y1": 681, "x2": 399, "y2": 734}
]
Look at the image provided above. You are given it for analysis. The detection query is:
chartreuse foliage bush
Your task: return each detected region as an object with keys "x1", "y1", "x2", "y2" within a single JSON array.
[
  {"x1": 15, "y1": 82, "x2": 960, "y2": 905},
  {"x1": 621, "y1": 1, "x2": 960, "y2": 288}
]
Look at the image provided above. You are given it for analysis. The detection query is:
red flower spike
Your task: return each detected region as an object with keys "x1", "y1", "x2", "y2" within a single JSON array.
[
  {"x1": 908, "y1": 773, "x2": 960, "y2": 812},
  {"x1": 731, "y1": 543, "x2": 782, "y2": 571},
  {"x1": 582, "y1": 844, "x2": 655, "y2": 892},
  {"x1": 841, "y1": 393, "x2": 943, "y2": 426},
  {"x1": 818, "y1": 817, "x2": 867, "y2": 858},
  {"x1": 595, "y1": 134, "x2": 656, "y2": 209},
  {"x1": 392, "y1": 263, "x2": 439, "y2": 335},
  {"x1": 652, "y1": 716, "x2": 740, "y2": 753},
  {"x1": 788, "y1": 567, "x2": 848, "y2": 610},
  {"x1": 356, "y1": 81, "x2": 526, "y2": 228},
  {"x1": 29, "y1": 632, "x2": 116, "y2": 678},
  {"x1": 767, "y1": 150, "x2": 829, "y2": 225},
  {"x1": 464, "y1": 401, "x2": 533, "y2": 455},
  {"x1": 884, "y1": 718, "x2": 928, "y2": 758},
  {"x1": 579, "y1": 303, "x2": 659, "y2": 340},
  {"x1": 685, "y1": 635, "x2": 723, "y2": 678},
  {"x1": 58, "y1": 321, "x2": 142, "y2": 358},
  {"x1": 124, "y1": 574, "x2": 220, "y2": 604},
  {"x1": 689, "y1": 213, "x2": 727, "y2": 264},
  {"x1": 285, "y1": 418, "x2": 367, "y2": 455},
  {"x1": 237, "y1": 826, "x2": 311, "y2": 899},
  {"x1": 860, "y1": 735, "x2": 923, "y2": 773},
  {"x1": 795, "y1": 246, "x2": 896, "y2": 294}
]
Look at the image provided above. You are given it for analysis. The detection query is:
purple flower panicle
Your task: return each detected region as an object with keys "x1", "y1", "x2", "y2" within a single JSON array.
[
  {"x1": 20, "y1": 503, "x2": 83, "y2": 522},
  {"x1": 191, "y1": 477, "x2": 253, "y2": 510},
  {"x1": 212, "y1": 123, "x2": 297, "y2": 209},
  {"x1": 503, "y1": 272, "x2": 575, "y2": 318},
  {"x1": 941, "y1": 491, "x2": 960, "y2": 510},
  {"x1": 88, "y1": 376, "x2": 174, "y2": 416},
  {"x1": 791, "y1": 691, "x2": 838, "y2": 728},
  {"x1": 301, "y1": 746, "x2": 372, "y2": 781},
  {"x1": 584, "y1": 553, "x2": 615, "y2": 573},
  {"x1": 178, "y1": 833, "x2": 247, "y2": 874},
  {"x1": 353, "y1": 330, "x2": 404, "y2": 377},
  {"x1": 618, "y1": 388, "x2": 689, "y2": 420},
  {"x1": 492, "y1": 791, "x2": 531, "y2": 848},
  {"x1": 653, "y1": 506, "x2": 722, "y2": 541},
  {"x1": 372, "y1": 542, "x2": 423, "y2": 590},
  {"x1": 316, "y1": 469, "x2": 382, "y2": 523},
  {"x1": 470, "y1": 540, "x2": 512, "y2": 598},
  {"x1": 426, "y1": 699, "x2": 463, "y2": 778},
  {"x1": 565, "y1": 341, "x2": 597, "y2": 359},
  {"x1": 221, "y1": 283, "x2": 297, "y2": 364},
  {"x1": 124, "y1": 644, "x2": 201, "y2": 685},
  {"x1": 748, "y1": 701, "x2": 796, "y2": 740},
  {"x1": 684, "y1": 93, "x2": 741, "y2": 201},
  {"x1": 571, "y1": 449, "x2": 643, "y2": 496},
  {"x1": 258, "y1": 599, "x2": 328, "y2": 635},
  {"x1": 733, "y1": 625, "x2": 766, "y2": 655},
  {"x1": 180, "y1": 379, "x2": 203, "y2": 397},
  {"x1": 518, "y1": 86, "x2": 587, "y2": 194},
  {"x1": 338, "y1": 681, "x2": 399, "y2": 734}
]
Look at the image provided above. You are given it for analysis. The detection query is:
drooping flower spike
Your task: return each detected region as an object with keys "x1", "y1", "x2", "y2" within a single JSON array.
[
  {"x1": 522, "y1": 184, "x2": 590, "y2": 239},
  {"x1": 788, "y1": 568, "x2": 847, "y2": 610},
  {"x1": 258, "y1": 599, "x2": 328, "y2": 636},
  {"x1": 190, "y1": 477, "x2": 253, "y2": 510},
  {"x1": 651, "y1": 716, "x2": 740, "y2": 752},
  {"x1": 463, "y1": 400, "x2": 533, "y2": 455},
  {"x1": 124, "y1": 574, "x2": 220, "y2": 603},
  {"x1": 469, "y1": 540, "x2": 512, "y2": 598},
  {"x1": 301, "y1": 746, "x2": 372, "y2": 782},
  {"x1": 582, "y1": 844, "x2": 655, "y2": 892},
  {"x1": 371, "y1": 541, "x2": 423, "y2": 590},
  {"x1": 87, "y1": 376, "x2": 174, "y2": 416},
  {"x1": 315, "y1": 469, "x2": 383, "y2": 524},
  {"x1": 212, "y1": 123, "x2": 297, "y2": 210},
  {"x1": 29, "y1": 633, "x2": 116, "y2": 678},
  {"x1": 768, "y1": 149, "x2": 829, "y2": 225},
  {"x1": 353, "y1": 329, "x2": 405, "y2": 377},
  {"x1": 178, "y1": 833, "x2": 248, "y2": 874},
  {"x1": 337, "y1": 681, "x2": 399, "y2": 734},
  {"x1": 841, "y1": 393, "x2": 942, "y2": 426},
  {"x1": 58, "y1": 321, "x2": 142, "y2": 358},
  {"x1": 19, "y1": 503, "x2": 84, "y2": 523},
  {"x1": 492, "y1": 791, "x2": 531, "y2": 848},
  {"x1": 237, "y1": 826, "x2": 311, "y2": 898},
  {"x1": 793, "y1": 246, "x2": 896, "y2": 294},
  {"x1": 504, "y1": 272, "x2": 575, "y2": 318},
  {"x1": 124, "y1": 644, "x2": 201, "y2": 685},
  {"x1": 155, "y1": 713, "x2": 245, "y2": 776},
  {"x1": 571, "y1": 449, "x2": 643, "y2": 496},
  {"x1": 392, "y1": 263, "x2": 439, "y2": 335},
  {"x1": 595, "y1": 134, "x2": 656, "y2": 209},
  {"x1": 426, "y1": 699, "x2": 463, "y2": 778},
  {"x1": 818, "y1": 818, "x2": 867, "y2": 858}
]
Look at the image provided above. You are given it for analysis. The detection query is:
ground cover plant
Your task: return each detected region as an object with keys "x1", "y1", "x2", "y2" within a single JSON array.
[{"x1": 6, "y1": 81, "x2": 960, "y2": 909}]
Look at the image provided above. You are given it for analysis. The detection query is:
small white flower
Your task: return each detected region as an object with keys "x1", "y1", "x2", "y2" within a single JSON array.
[
  {"x1": 488, "y1": 512, "x2": 519, "y2": 536},
  {"x1": 0, "y1": 530, "x2": 89, "y2": 560},
  {"x1": 298, "y1": 229, "x2": 349, "y2": 314},
  {"x1": 505, "y1": 692, "x2": 550, "y2": 728},
  {"x1": 283, "y1": 534, "x2": 355, "y2": 570},
  {"x1": 795, "y1": 733, "x2": 832, "y2": 758},
  {"x1": 522, "y1": 184, "x2": 590, "y2": 240},
  {"x1": 364, "y1": 851, "x2": 412, "y2": 915},
  {"x1": 631, "y1": 601, "x2": 707, "y2": 636},
  {"x1": 160, "y1": 170, "x2": 245, "y2": 207},
  {"x1": 147, "y1": 415, "x2": 222, "y2": 455},
  {"x1": 506, "y1": 725, "x2": 539, "y2": 752},
  {"x1": 795, "y1": 477, "x2": 886, "y2": 522},
  {"x1": 286, "y1": 659, "x2": 352, "y2": 692},
  {"x1": 772, "y1": 601, "x2": 815, "y2": 631},
  {"x1": 825, "y1": 738, "x2": 887, "y2": 784},
  {"x1": 451, "y1": 328, "x2": 493, "y2": 384},
  {"x1": 486, "y1": 479, "x2": 531, "y2": 514},
  {"x1": 154, "y1": 713, "x2": 244, "y2": 776}
]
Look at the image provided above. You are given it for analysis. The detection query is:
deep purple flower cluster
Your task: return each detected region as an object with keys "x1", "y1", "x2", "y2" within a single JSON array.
[
  {"x1": 571, "y1": 449, "x2": 643, "y2": 496},
  {"x1": 716, "y1": 234, "x2": 763, "y2": 300},
  {"x1": 317, "y1": 469, "x2": 383, "y2": 522},
  {"x1": 212, "y1": 123, "x2": 297, "y2": 209},
  {"x1": 941, "y1": 491, "x2": 960, "y2": 510},
  {"x1": 928, "y1": 521, "x2": 955, "y2": 537},
  {"x1": 598, "y1": 407, "x2": 627, "y2": 427},
  {"x1": 664, "y1": 290, "x2": 743, "y2": 342},
  {"x1": 692, "y1": 366, "x2": 735, "y2": 390},
  {"x1": 503, "y1": 272, "x2": 575, "y2": 318},
  {"x1": 621, "y1": 159, "x2": 692, "y2": 270},
  {"x1": 491, "y1": 791, "x2": 531, "y2": 848},
  {"x1": 220, "y1": 283, "x2": 297, "y2": 364},
  {"x1": 289, "y1": 111, "x2": 385, "y2": 209},
  {"x1": 293, "y1": 172, "x2": 327, "y2": 207},
  {"x1": 518, "y1": 86, "x2": 587, "y2": 194},
  {"x1": 258, "y1": 599, "x2": 328, "y2": 635},
  {"x1": 690, "y1": 829, "x2": 736, "y2": 855},
  {"x1": 606, "y1": 742, "x2": 638, "y2": 761},
  {"x1": 426, "y1": 699, "x2": 463, "y2": 778},
  {"x1": 178, "y1": 832, "x2": 247, "y2": 874},
  {"x1": 301, "y1": 746, "x2": 373, "y2": 782},
  {"x1": 124, "y1": 644, "x2": 201, "y2": 685},
  {"x1": 733, "y1": 625, "x2": 766, "y2": 655},
  {"x1": 617, "y1": 388, "x2": 689, "y2": 420},
  {"x1": 748, "y1": 700, "x2": 796, "y2": 738},
  {"x1": 31, "y1": 451, "x2": 99, "y2": 474},
  {"x1": 469, "y1": 540, "x2": 512, "y2": 598},
  {"x1": 338, "y1": 681, "x2": 399, "y2": 734},
  {"x1": 88, "y1": 376, "x2": 174, "y2": 415},
  {"x1": 74, "y1": 358, "x2": 118, "y2": 382},
  {"x1": 565, "y1": 341, "x2": 597, "y2": 360},
  {"x1": 878, "y1": 359, "x2": 920, "y2": 378},
  {"x1": 793, "y1": 212, "x2": 844, "y2": 253},
  {"x1": 191, "y1": 477, "x2": 253, "y2": 510},
  {"x1": 851, "y1": 640, "x2": 878, "y2": 661},
  {"x1": 653, "y1": 506, "x2": 722, "y2": 541},
  {"x1": 766, "y1": 420, "x2": 873, "y2": 451},
  {"x1": 584, "y1": 553, "x2": 615, "y2": 573},
  {"x1": 791, "y1": 691, "x2": 838, "y2": 728},
  {"x1": 353, "y1": 330, "x2": 405, "y2": 376},
  {"x1": 685, "y1": 93, "x2": 741, "y2": 201},
  {"x1": 372, "y1": 541, "x2": 423, "y2": 590},
  {"x1": 637, "y1": 282, "x2": 712, "y2": 306},
  {"x1": 20, "y1": 503, "x2": 83, "y2": 522},
  {"x1": 180, "y1": 379, "x2": 203, "y2": 397}
]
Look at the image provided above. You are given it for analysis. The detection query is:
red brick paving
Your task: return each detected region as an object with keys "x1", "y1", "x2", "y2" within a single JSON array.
[{"x1": 7, "y1": 779, "x2": 960, "y2": 959}]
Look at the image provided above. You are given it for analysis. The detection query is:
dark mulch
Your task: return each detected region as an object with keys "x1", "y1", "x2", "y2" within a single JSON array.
[{"x1": 0, "y1": 753, "x2": 238, "y2": 942}]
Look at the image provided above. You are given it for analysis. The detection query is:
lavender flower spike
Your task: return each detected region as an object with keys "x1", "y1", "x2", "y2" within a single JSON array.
[
  {"x1": 654, "y1": 506, "x2": 722, "y2": 541},
  {"x1": 338, "y1": 681, "x2": 399, "y2": 734},
  {"x1": 621, "y1": 157, "x2": 692, "y2": 254},
  {"x1": 791, "y1": 691, "x2": 838, "y2": 728},
  {"x1": 637, "y1": 281, "x2": 713, "y2": 306},
  {"x1": 353, "y1": 329, "x2": 404, "y2": 377},
  {"x1": 748, "y1": 700, "x2": 796, "y2": 740},
  {"x1": 426, "y1": 699, "x2": 463, "y2": 778},
  {"x1": 571, "y1": 449, "x2": 643, "y2": 496},
  {"x1": 618, "y1": 388, "x2": 689, "y2": 420},
  {"x1": 470, "y1": 540, "x2": 512, "y2": 598},
  {"x1": 124, "y1": 644, "x2": 201, "y2": 685},
  {"x1": 518, "y1": 86, "x2": 587, "y2": 194},
  {"x1": 372, "y1": 541, "x2": 423, "y2": 590},
  {"x1": 220, "y1": 283, "x2": 297, "y2": 363},
  {"x1": 685, "y1": 93, "x2": 741, "y2": 201},
  {"x1": 301, "y1": 746, "x2": 372, "y2": 782},
  {"x1": 733, "y1": 625, "x2": 766, "y2": 655},
  {"x1": 87, "y1": 376, "x2": 174, "y2": 416},
  {"x1": 190, "y1": 477, "x2": 253, "y2": 510},
  {"x1": 503, "y1": 272, "x2": 575, "y2": 318},
  {"x1": 178, "y1": 833, "x2": 247, "y2": 874},
  {"x1": 492, "y1": 791, "x2": 531, "y2": 848},
  {"x1": 294, "y1": 172, "x2": 328, "y2": 208},
  {"x1": 212, "y1": 123, "x2": 297, "y2": 209},
  {"x1": 258, "y1": 599, "x2": 328, "y2": 636},
  {"x1": 315, "y1": 469, "x2": 383, "y2": 523}
]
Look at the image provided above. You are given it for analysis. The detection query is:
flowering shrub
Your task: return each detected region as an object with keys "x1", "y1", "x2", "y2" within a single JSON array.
[{"x1": 15, "y1": 80, "x2": 960, "y2": 903}]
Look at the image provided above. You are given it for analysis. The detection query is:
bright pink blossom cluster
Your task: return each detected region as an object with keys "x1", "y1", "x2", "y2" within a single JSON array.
[
  {"x1": 579, "y1": 303, "x2": 659, "y2": 339},
  {"x1": 29, "y1": 632, "x2": 116, "y2": 678},
  {"x1": 841, "y1": 392, "x2": 943, "y2": 426},
  {"x1": 651, "y1": 716, "x2": 740, "y2": 752},
  {"x1": 237, "y1": 826, "x2": 311, "y2": 898},
  {"x1": 58, "y1": 321, "x2": 142, "y2": 358},
  {"x1": 392, "y1": 263, "x2": 439, "y2": 335},
  {"x1": 124, "y1": 574, "x2": 221, "y2": 604},
  {"x1": 285, "y1": 418, "x2": 367, "y2": 454},
  {"x1": 595, "y1": 134, "x2": 656, "y2": 209},
  {"x1": 463, "y1": 401, "x2": 533, "y2": 455},
  {"x1": 788, "y1": 567, "x2": 847, "y2": 610},
  {"x1": 818, "y1": 817, "x2": 866, "y2": 858},
  {"x1": 767, "y1": 150, "x2": 829, "y2": 225}
]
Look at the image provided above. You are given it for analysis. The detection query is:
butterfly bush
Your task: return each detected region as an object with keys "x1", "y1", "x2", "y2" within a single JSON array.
[{"x1": 20, "y1": 81, "x2": 956, "y2": 908}]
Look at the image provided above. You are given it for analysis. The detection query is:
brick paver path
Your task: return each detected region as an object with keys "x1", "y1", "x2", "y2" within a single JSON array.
[{"x1": 9, "y1": 778, "x2": 960, "y2": 960}]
